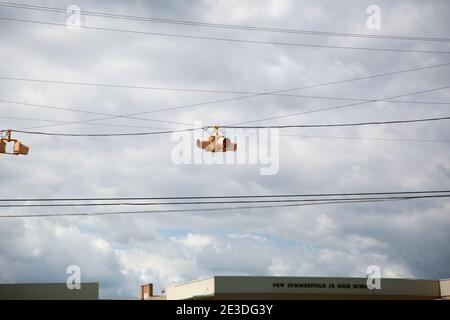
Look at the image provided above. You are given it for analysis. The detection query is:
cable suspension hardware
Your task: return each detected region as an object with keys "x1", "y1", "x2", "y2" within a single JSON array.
[{"x1": 0, "y1": 129, "x2": 29, "y2": 155}]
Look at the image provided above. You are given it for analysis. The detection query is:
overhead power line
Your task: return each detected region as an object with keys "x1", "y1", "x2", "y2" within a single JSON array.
[
  {"x1": 5, "y1": 115, "x2": 450, "y2": 137},
  {"x1": 3, "y1": 114, "x2": 449, "y2": 143},
  {"x1": 8, "y1": 62, "x2": 450, "y2": 132},
  {"x1": 0, "y1": 99, "x2": 191, "y2": 128},
  {"x1": 1, "y1": 190, "x2": 448, "y2": 202},
  {"x1": 276, "y1": 133, "x2": 450, "y2": 143},
  {"x1": 0, "y1": 115, "x2": 172, "y2": 131},
  {"x1": 0, "y1": 200, "x2": 393, "y2": 218},
  {"x1": 221, "y1": 115, "x2": 450, "y2": 129},
  {"x1": 0, "y1": 194, "x2": 448, "y2": 208},
  {"x1": 1, "y1": 76, "x2": 450, "y2": 106},
  {"x1": 1, "y1": 16, "x2": 450, "y2": 54},
  {"x1": 230, "y1": 84, "x2": 450, "y2": 125},
  {"x1": 1, "y1": 195, "x2": 448, "y2": 218},
  {"x1": 3, "y1": 127, "x2": 199, "y2": 137},
  {"x1": 1, "y1": 2, "x2": 449, "y2": 42}
]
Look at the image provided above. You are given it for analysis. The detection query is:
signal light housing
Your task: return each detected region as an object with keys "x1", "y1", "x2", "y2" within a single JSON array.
[
  {"x1": 197, "y1": 126, "x2": 237, "y2": 153},
  {"x1": 0, "y1": 139, "x2": 6, "y2": 154},
  {"x1": 0, "y1": 130, "x2": 29, "y2": 156},
  {"x1": 14, "y1": 141, "x2": 29, "y2": 155}
]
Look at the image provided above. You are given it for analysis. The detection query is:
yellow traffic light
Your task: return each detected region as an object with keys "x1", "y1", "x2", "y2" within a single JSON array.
[
  {"x1": 0, "y1": 130, "x2": 30, "y2": 156},
  {"x1": 197, "y1": 126, "x2": 237, "y2": 153},
  {"x1": 0, "y1": 139, "x2": 6, "y2": 154},
  {"x1": 13, "y1": 141, "x2": 29, "y2": 155}
]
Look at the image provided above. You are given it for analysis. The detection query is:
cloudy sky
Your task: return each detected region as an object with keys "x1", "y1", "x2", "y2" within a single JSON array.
[{"x1": 0, "y1": 0, "x2": 449, "y2": 298}]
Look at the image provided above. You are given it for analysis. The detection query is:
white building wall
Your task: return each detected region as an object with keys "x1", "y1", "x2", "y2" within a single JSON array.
[
  {"x1": 440, "y1": 279, "x2": 450, "y2": 298},
  {"x1": 166, "y1": 277, "x2": 215, "y2": 300}
]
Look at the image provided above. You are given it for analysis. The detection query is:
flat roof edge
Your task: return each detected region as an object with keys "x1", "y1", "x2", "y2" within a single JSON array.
[
  {"x1": 170, "y1": 276, "x2": 215, "y2": 287},
  {"x1": 211, "y1": 276, "x2": 437, "y2": 282},
  {"x1": 0, "y1": 282, "x2": 99, "y2": 285}
]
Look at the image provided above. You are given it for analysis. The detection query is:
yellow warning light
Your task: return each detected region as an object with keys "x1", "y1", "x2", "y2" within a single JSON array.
[
  {"x1": 13, "y1": 141, "x2": 29, "y2": 155},
  {"x1": 0, "y1": 130, "x2": 30, "y2": 156},
  {"x1": 0, "y1": 139, "x2": 6, "y2": 154},
  {"x1": 197, "y1": 126, "x2": 237, "y2": 153}
]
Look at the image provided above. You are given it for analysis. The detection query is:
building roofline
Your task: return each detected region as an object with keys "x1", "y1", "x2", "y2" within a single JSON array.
[
  {"x1": 211, "y1": 275, "x2": 436, "y2": 281},
  {"x1": 170, "y1": 276, "x2": 215, "y2": 287},
  {"x1": 170, "y1": 275, "x2": 440, "y2": 288},
  {"x1": 0, "y1": 282, "x2": 99, "y2": 285}
]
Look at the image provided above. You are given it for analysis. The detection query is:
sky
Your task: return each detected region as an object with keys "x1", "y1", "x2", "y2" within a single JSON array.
[{"x1": 0, "y1": 0, "x2": 449, "y2": 298}]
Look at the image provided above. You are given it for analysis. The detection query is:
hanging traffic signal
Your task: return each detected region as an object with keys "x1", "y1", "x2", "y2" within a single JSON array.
[
  {"x1": 0, "y1": 130, "x2": 30, "y2": 156},
  {"x1": 0, "y1": 139, "x2": 6, "y2": 154},
  {"x1": 197, "y1": 126, "x2": 237, "y2": 153},
  {"x1": 13, "y1": 141, "x2": 29, "y2": 155}
]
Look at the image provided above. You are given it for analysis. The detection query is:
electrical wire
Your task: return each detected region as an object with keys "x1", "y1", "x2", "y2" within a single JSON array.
[
  {"x1": 220, "y1": 115, "x2": 450, "y2": 129},
  {"x1": 229, "y1": 85, "x2": 450, "y2": 125},
  {"x1": 3, "y1": 114, "x2": 448, "y2": 143},
  {"x1": 4, "y1": 114, "x2": 449, "y2": 137},
  {"x1": 0, "y1": 196, "x2": 445, "y2": 218},
  {"x1": 277, "y1": 133, "x2": 450, "y2": 143},
  {"x1": 0, "y1": 99, "x2": 191, "y2": 128},
  {"x1": 7, "y1": 62, "x2": 450, "y2": 132},
  {"x1": 0, "y1": 115, "x2": 172, "y2": 131},
  {"x1": 1, "y1": 2, "x2": 449, "y2": 42},
  {"x1": 0, "y1": 194, "x2": 448, "y2": 208},
  {"x1": 1, "y1": 16, "x2": 450, "y2": 54},
  {"x1": 1, "y1": 76, "x2": 450, "y2": 106},
  {"x1": 1, "y1": 190, "x2": 447, "y2": 202},
  {"x1": 3, "y1": 127, "x2": 201, "y2": 137}
]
